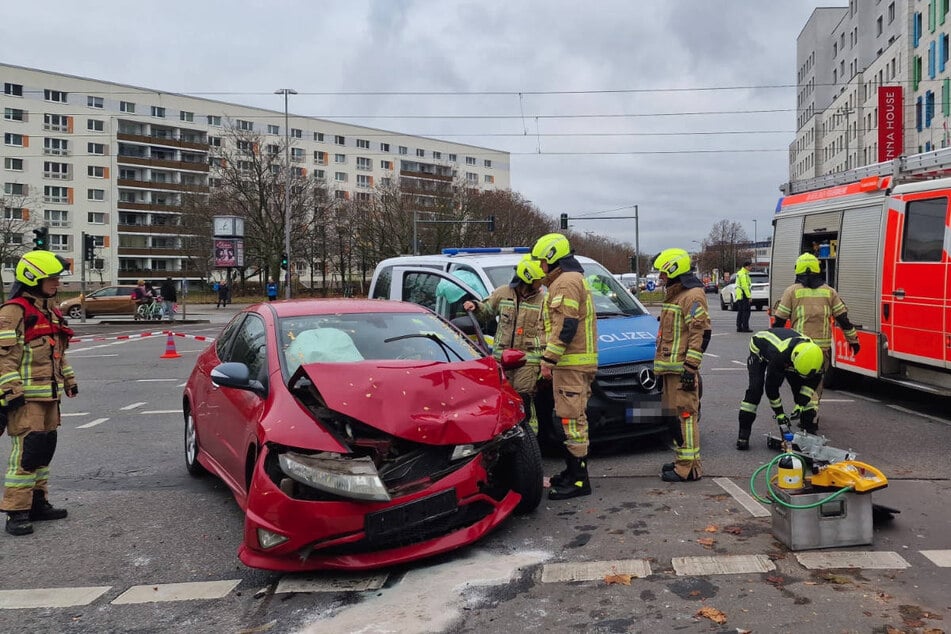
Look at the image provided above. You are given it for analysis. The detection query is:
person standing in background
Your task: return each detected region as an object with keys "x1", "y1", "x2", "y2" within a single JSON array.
[
  {"x1": 160, "y1": 277, "x2": 177, "y2": 322},
  {"x1": 266, "y1": 278, "x2": 278, "y2": 302},
  {"x1": 735, "y1": 261, "x2": 752, "y2": 333}
]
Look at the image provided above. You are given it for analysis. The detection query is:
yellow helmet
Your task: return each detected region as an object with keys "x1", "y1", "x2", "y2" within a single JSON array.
[
  {"x1": 795, "y1": 253, "x2": 821, "y2": 275},
  {"x1": 531, "y1": 233, "x2": 571, "y2": 264},
  {"x1": 516, "y1": 254, "x2": 545, "y2": 284},
  {"x1": 653, "y1": 248, "x2": 692, "y2": 279},
  {"x1": 15, "y1": 250, "x2": 69, "y2": 286},
  {"x1": 790, "y1": 340, "x2": 824, "y2": 378}
]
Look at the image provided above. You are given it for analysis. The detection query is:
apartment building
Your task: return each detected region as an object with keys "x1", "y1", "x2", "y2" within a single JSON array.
[
  {"x1": 789, "y1": 0, "x2": 916, "y2": 184},
  {"x1": 1, "y1": 63, "x2": 510, "y2": 287}
]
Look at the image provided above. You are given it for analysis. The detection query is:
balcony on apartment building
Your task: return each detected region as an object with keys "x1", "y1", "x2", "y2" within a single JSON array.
[
  {"x1": 117, "y1": 121, "x2": 208, "y2": 152},
  {"x1": 399, "y1": 160, "x2": 454, "y2": 181}
]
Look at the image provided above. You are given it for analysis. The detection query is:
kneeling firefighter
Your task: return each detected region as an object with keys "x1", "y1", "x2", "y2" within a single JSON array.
[
  {"x1": 0, "y1": 251, "x2": 78, "y2": 536},
  {"x1": 532, "y1": 233, "x2": 598, "y2": 500}
]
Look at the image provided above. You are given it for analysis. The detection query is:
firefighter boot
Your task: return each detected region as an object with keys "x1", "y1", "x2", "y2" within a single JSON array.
[
  {"x1": 5, "y1": 512, "x2": 33, "y2": 536},
  {"x1": 548, "y1": 456, "x2": 591, "y2": 500},
  {"x1": 29, "y1": 491, "x2": 67, "y2": 522},
  {"x1": 736, "y1": 410, "x2": 755, "y2": 450},
  {"x1": 799, "y1": 409, "x2": 819, "y2": 435},
  {"x1": 548, "y1": 446, "x2": 575, "y2": 489}
]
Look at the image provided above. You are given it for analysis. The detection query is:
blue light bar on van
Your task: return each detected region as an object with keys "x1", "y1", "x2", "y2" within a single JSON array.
[{"x1": 441, "y1": 247, "x2": 531, "y2": 255}]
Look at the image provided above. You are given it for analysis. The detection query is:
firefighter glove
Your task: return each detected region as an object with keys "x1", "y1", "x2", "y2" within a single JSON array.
[
  {"x1": 849, "y1": 341, "x2": 860, "y2": 355},
  {"x1": 680, "y1": 365, "x2": 697, "y2": 391},
  {"x1": 775, "y1": 413, "x2": 790, "y2": 427},
  {"x1": 65, "y1": 385, "x2": 78, "y2": 397},
  {"x1": 3, "y1": 393, "x2": 25, "y2": 411}
]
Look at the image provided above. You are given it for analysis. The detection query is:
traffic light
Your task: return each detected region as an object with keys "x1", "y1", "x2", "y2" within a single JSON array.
[
  {"x1": 560, "y1": 213, "x2": 568, "y2": 230},
  {"x1": 487, "y1": 215, "x2": 495, "y2": 232},
  {"x1": 280, "y1": 253, "x2": 289, "y2": 270},
  {"x1": 630, "y1": 256, "x2": 637, "y2": 272},
  {"x1": 32, "y1": 227, "x2": 49, "y2": 250},
  {"x1": 83, "y1": 233, "x2": 96, "y2": 262}
]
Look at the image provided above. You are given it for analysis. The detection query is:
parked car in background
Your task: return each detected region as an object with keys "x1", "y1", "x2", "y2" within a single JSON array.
[
  {"x1": 703, "y1": 280, "x2": 718, "y2": 294},
  {"x1": 183, "y1": 298, "x2": 543, "y2": 572},
  {"x1": 59, "y1": 285, "x2": 137, "y2": 319},
  {"x1": 719, "y1": 272, "x2": 770, "y2": 311}
]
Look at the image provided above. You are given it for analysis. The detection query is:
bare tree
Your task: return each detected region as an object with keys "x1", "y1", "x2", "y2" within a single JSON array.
[
  {"x1": 701, "y1": 219, "x2": 752, "y2": 276},
  {"x1": 0, "y1": 193, "x2": 42, "y2": 300}
]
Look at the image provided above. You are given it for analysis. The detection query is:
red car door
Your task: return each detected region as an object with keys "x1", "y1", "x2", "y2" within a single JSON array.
[{"x1": 883, "y1": 192, "x2": 949, "y2": 367}]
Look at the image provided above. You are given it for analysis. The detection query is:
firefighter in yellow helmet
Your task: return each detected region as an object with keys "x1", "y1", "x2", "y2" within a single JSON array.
[
  {"x1": 463, "y1": 255, "x2": 547, "y2": 433},
  {"x1": 772, "y1": 252, "x2": 859, "y2": 432},
  {"x1": 736, "y1": 328, "x2": 824, "y2": 449},
  {"x1": 0, "y1": 250, "x2": 78, "y2": 536},
  {"x1": 653, "y1": 248, "x2": 711, "y2": 482},
  {"x1": 531, "y1": 233, "x2": 597, "y2": 499}
]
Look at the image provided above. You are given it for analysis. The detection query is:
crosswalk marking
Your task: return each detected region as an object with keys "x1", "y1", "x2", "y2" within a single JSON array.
[
  {"x1": 140, "y1": 410, "x2": 183, "y2": 415},
  {"x1": 61, "y1": 412, "x2": 89, "y2": 417},
  {"x1": 135, "y1": 378, "x2": 179, "y2": 382},
  {"x1": 920, "y1": 550, "x2": 951, "y2": 567},
  {"x1": 0, "y1": 586, "x2": 111, "y2": 609},
  {"x1": 111, "y1": 580, "x2": 241, "y2": 604},
  {"x1": 672, "y1": 554, "x2": 775, "y2": 576},
  {"x1": 795, "y1": 551, "x2": 910, "y2": 570},
  {"x1": 541, "y1": 559, "x2": 651, "y2": 583},
  {"x1": 713, "y1": 477, "x2": 771, "y2": 517},
  {"x1": 76, "y1": 417, "x2": 109, "y2": 429},
  {"x1": 886, "y1": 404, "x2": 950, "y2": 425},
  {"x1": 121, "y1": 402, "x2": 147, "y2": 410},
  {"x1": 275, "y1": 573, "x2": 388, "y2": 594}
]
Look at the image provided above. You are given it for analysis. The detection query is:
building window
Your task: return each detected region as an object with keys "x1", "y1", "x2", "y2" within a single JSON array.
[
  {"x1": 357, "y1": 139, "x2": 370, "y2": 149},
  {"x1": 291, "y1": 128, "x2": 302, "y2": 139},
  {"x1": 49, "y1": 234, "x2": 68, "y2": 252},
  {"x1": 87, "y1": 119, "x2": 104, "y2": 131},
  {"x1": 335, "y1": 172, "x2": 347, "y2": 182},
  {"x1": 45, "y1": 209, "x2": 69, "y2": 227},
  {"x1": 314, "y1": 132, "x2": 324, "y2": 142},
  {"x1": 4, "y1": 158, "x2": 23, "y2": 171},
  {"x1": 416, "y1": 148, "x2": 425, "y2": 158},
  {"x1": 88, "y1": 166, "x2": 106, "y2": 178},
  {"x1": 237, "y1": 119, "x2": 253, "y2": 131},
  {"x1": 4, "y1": 133, "x2": 24, "y2": 147},
  {"x1": 448, "y1": 153, "x2": 457, "y2": 162},
  {"x1": 4, "y1": 83, "x2": 23, "y2": 97},
  {"x1": 151, "y1": 106, "x2": 166, "y2": 118},
  {"x1": 180, "y1": 110, "x2": 194, "y2": 122},
  {"x1": 4, "y1": 108, "x2": 25, "y2": 122},
  {"x1": 380, "y1": 142, "x2": 390, "y2": 152},
  {"x1": 44, "y1": 114, "x2": 69, "y2": 131},
  {"x1": 120, "y1": 101, "x2": 135, "y2": 113},
  {"x1": 888, "y1": 2, "x2": 896, "y2": 23},
  {"x1": 433, "y1": 151, "x2": 442, "y2": 160},
  {"x1": 466, "y1": 172, "x2": 478, "y2": 184},
  {"x1": 315, "y1": 151, "x2": 328, "y2": 164},
  {"x1": 466, "y1": 156, "x2": 477, "y2": 165},
  {"x1": 291, "y1": 148, "x2": 304, "y2": 161},
  {"x1": 207, "y1": 115, "x2": 221, "y2": 126},
  {"x1": 484, "y1": 175, "x2": 494, "y2": 184},
  {"x1": 87, "y1": 143, "x2": 106, "y2": 155},
  {"x1": 88, "y1": 188, "x2": 105, "y2": 201},
  {"x1": 356, "y1": 157, "x2": 372, "y2": 170},
  {"x1": 44, "y1": 138, "x2": 69, "y2": 155},
  {"x1": 484, "y1": 159, "x2": 492, "y2": 168},
  {"x1": 237, "y1": 140, "x2": 253, "y2": 153},
  {"x1": 334, "y1": 135, "x2": 345, "y2": 145},
  {"x1": 356, "y1": 174, "x2": 371, "y2": 188},
  {"x1": 334, "y1": 153, "x2": 346, "y2": 164},
  {"x1": 314, "y1": 169, "x2": 325, "y2": 180},
  {"x1": 43, "y1": 186, "x2": 69, "y2": 203},
  {"x1": 208, "y1": 135, "x2": 221, "y2": 147},
  {"x1": 87, "y1": 212, "x2": 106, "y2": 224},
  {"x1": 380, "y1": 160, "x2": 393, "y2": 170},
  {"x1": 399, "y1": 146, "x2": 408, "y2": 155},
  {"x1": 44, "y1": 89, "x2": 68, "y2": 103},
  {"x1": 267, "y1": 124, "x2": 280, "y2": 135},
  {"x1": 4, "y1": 183, "x2": 26, "y2": 196},
  {"x1": 334, "y1": 190, "x2": 348, "y2": 200},
  {"x1": 4, "y1": 206, "x2": 24, "y2": 220}
]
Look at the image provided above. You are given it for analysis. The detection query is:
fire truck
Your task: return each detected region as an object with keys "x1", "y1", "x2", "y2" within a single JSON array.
[{"x1": 773, "y1": 147, "x2": 951, "y2": 394}]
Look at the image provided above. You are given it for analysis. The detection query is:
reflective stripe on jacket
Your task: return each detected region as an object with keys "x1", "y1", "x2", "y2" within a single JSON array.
[
  {"x1": 773, "y1": 283, "x2": 856, "y2": 349},
  {"x1": 654, "y1": 282, "x2": 710, "y2": 375},
  {"x1": 542, "y1": 269, "x2": 597, "y2": 368},
  {"x1": 476, "y1": 284, "x2": 546, "y2": 364}
]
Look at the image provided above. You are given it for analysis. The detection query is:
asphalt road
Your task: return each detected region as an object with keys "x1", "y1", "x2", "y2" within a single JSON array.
[{"x1": 0, "y1": 301, "x2": 948, "y2": 633}]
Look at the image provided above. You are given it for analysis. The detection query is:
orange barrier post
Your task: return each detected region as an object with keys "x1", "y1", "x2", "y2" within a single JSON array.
[{"x1": 160, "y1": 332, "x2": 181, "y2": 359}]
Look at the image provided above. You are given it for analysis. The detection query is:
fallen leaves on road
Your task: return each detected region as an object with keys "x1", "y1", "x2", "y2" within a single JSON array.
[
  {"x1": 765, "y1": 575, "x2": 785, "y2": 586},
  {"x1": 603, "y1": 574, "x2": 632, "y2": 585},
  {"x1": 704, "y1": 524, "x2": 718, "y2": 533},
  {"x1": 696, "y1": 537, "x2": 716, "y2": 549},
  {"x1": 694, "y1": 606, "x2": 727, "y2": 624},
  {"x1": 723, "y1": 525, "x2": 744, "y2": 535}
]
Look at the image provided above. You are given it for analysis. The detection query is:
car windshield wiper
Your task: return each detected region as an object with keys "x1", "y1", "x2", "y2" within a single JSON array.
[
  {"x1": 596, "y1": 310, "x2": 629, "y2": 318},
  {"x1": 383, "y1": 332, "x2": 465, "y2": 362}
]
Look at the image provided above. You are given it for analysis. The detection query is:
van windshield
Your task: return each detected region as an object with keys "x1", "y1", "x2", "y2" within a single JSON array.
[{"x1": 580, "y1": 262, "x2": 649, "y2": 316}]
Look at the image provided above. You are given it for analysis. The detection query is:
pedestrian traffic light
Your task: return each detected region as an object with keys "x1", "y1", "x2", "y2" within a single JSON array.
[
  {"x1": 280, "y1": 253, "x2": 288, "y2": 270},
  {"x1": 487, "y1": 215, "x2": 495, "y2": 232},
  {"x1": 83, "y1": 233, "x2": 96, "y2": 262},
  {"x1": 560, "y1": 213, "x2": 568, "y2": 230},
  {"x1": 32, "y1": 227, "x2": 49, "y2": 250}
]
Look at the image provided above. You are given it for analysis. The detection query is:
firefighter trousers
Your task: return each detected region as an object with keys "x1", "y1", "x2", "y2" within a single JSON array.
[
  {"x1": 0, "y1": 401, "x2": 61, "y2": 512},
  {"x1": 551, "y1": 367, "x2": 596, "y2": 458},
  {"x1": 662, "y1": 373, "x2": 702, "y2": 480}
]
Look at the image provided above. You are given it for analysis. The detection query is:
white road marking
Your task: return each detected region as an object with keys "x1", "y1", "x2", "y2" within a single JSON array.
[
  {"x1": 795, "y1": 551, "x2": 910, "y2": 570},
  {"x1": 299, "y1": 550, "x2": 549, "y2": 634},
  {"x1": 713, "y1": 477, "x2": 770, "y2": 517},
  {"x1": 177, "y1": 382, "x2": 187, "y2": 387},
  {"x1": 276, "y1": 573, "x2": 388, "y2": 594},
  {"x1": 886, "y1": 404, "x2": 950, "y2": 425},
  {"x1": 672, "y1": 554, "x2": 775, "y2": 576},
  {"x1": 77, "y1": 418, "x2": 109, "y2": 429},
  {"x1": 703, "y1": 353, "x2": 720, "y2": 358},
  {"x1": 61, "y1": 412, "x2": 89, "y2": 417},
  {"x1": 835, "y1": 390, "x2": 880, "y2": 403},
  {"x1": 67, "y1": 353, "x2": 119, "y2": 359},
  {"x1": 0, "y1": 586, "x2": 111, "y2": 609},
  {"x1": 708, "y1": 367, "x2": 746, "y2": 371},
  {"x1": 731, "y1": 359, "x2": 745, "y2": 365},
  {"x1": 540, "y1": 559, "x2": 651, "y2": 583},
  {"x1": 140, "y1": 410, "x2": 183, "y2": 415},
  {"x1": 111, "y1": 580, "x2": 241, "y2": 604},
  {"x1": 121, "y1": 402, "x2": 147, "y2": 411},
  {"x1": 135, "y1": 378, "x2": 179, "y2": 382},
  {"x1": 920, "y1": 550, "x2": 951, "y2": 567},
  {"x1": 818, "y1": 398, "x2": 855, "y2": 402}
]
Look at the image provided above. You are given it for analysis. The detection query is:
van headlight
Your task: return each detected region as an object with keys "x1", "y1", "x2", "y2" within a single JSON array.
[{"x1": 278, "y1": 452, "x2": 391, "y2": 502}]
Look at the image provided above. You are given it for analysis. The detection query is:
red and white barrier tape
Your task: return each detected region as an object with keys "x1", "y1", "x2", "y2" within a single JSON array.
[
  {"x1": 69, "y1": 330, "x2": 166, "y2": 344},
  {"x1": 165, "y1": 331, "x2": 216, "y2": 342}
]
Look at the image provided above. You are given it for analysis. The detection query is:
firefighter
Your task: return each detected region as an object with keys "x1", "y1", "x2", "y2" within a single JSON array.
[
  {"x1": 653, "y1": 248, "x2": 712, "y2": 482},
  {"x1": 463, "y1": 255, "x2": 547, "y2": 433},
  {"x1": 735, "y1": 260, "x2": 753, "y2": 332},
  {"x1": 736, "y1": 328, "x2": 825, "y2": 449},
  {"x1": 0, "y1": 251, "x2": 78, "y2": 536},
  {"x1": 772, "y1": 252, "x2": 860, "y2": 428},
  {"x1": 531, "y1": 233, "x2": 597, "y2": 500}
]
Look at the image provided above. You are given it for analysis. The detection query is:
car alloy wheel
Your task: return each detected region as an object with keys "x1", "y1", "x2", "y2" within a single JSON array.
[
  {"x1": 184, "y1": 410, "x2": 207, "y2": 477},
  {"x1": 67, "y1": 305, "x2": 84, "y2": 319}
]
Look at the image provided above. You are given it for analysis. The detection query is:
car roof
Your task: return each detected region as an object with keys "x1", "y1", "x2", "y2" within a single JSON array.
[
  {"x1": 260, "y1": 298, "x2": 430, "y2": 318},
  {"x1": 379, "y1": 252, "x2": 598, "y2": 267}
]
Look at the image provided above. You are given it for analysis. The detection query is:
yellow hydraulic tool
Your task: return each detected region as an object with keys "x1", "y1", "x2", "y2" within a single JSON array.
[{"x1": 808, "y1": 460, "x2": 888, "y2": 493}]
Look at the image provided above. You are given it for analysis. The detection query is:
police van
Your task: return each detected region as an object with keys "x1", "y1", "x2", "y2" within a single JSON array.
[{"x1": 368, "y1": 247, "x2": 668, "y2": 444}]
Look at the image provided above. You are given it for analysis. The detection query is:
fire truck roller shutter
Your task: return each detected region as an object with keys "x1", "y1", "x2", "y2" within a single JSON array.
[{"x1": 836, "y1": 204, "x2": 886, "y2": 331}]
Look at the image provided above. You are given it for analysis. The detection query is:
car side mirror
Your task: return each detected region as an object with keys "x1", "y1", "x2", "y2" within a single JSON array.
[
  {"x1": 211, "y1": 362, "x2": 265, "y2": 396},
  {"x1": 499, "y1": 348, "x2": 527, "y2": 370}
]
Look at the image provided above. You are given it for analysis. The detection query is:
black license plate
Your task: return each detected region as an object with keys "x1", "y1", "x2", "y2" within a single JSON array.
[{"x1": 365, "y1": 489, "x2": 458, "y2": 540}]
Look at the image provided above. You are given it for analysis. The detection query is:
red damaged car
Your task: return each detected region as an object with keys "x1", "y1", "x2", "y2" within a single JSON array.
[{"x1": 182, "y1": 299, "x2": 542, "y2": 572}]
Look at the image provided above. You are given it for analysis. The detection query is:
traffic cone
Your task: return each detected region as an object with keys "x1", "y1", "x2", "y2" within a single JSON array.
[{"x1": 160, "y1": 332, "x2": 181, "y2": 359}]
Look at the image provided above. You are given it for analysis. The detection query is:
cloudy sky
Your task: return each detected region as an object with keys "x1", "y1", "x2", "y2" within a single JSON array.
[{"x1": 3, "y1": 0, "x2": 838, "y2": 256}]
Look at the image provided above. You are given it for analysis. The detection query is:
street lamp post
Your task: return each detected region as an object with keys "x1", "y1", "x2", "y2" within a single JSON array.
[
  {"x1": 275, "y1": 88, "x2": 297, "y2": 299},
  {"x1": 752, "y1": 219, "x2": 758, "y2": 267}
]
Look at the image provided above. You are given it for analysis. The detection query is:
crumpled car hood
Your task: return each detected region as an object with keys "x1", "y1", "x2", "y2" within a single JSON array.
[{"x1": 297, "y1": 357, "x2": 522, "y2": 445}]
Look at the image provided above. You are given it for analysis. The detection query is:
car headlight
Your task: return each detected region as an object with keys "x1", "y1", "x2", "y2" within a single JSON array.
[
  {"x1": 278, "y1": 452, "x2": 391, "y2": 502},
  {"x1": 256, "y1": 528, "x2": 289, "y2": 549}
]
